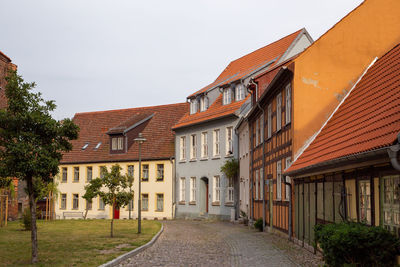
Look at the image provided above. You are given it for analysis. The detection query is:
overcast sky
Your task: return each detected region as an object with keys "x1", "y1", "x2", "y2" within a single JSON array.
[{"x1": 1, "y1": 0, "x2": 363, "y2": 119}]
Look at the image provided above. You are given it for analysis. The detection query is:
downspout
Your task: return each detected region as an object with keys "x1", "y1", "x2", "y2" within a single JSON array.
[
  {"x1": 247, "y1": 82, "x2": 254, "y2": 223},
  {"x1": 251, "y1": 78, "x2": 266, "y2": 232},
  {"x1": 283, "y1": 174, "x2": 292, "y2": 240},
  {"x1": 388, "y1": 133, "x2": 400, "y2": 171},
  {"x1": 170, "y1": 156, "x2": 176, "y2": 218}
]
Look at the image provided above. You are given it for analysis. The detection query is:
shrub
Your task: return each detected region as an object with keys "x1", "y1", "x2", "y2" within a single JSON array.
[
  {"x1": 315, "y1": 222, "x2": 400, "y2": 267},
  {"x1": 21, "y1": 208, "x2": 31, "y2": 231},
  {"x1": 254, "y1": 218, "x2": 263, "y2": 232}
]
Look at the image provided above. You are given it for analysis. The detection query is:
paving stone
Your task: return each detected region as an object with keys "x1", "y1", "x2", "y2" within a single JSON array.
[{"x1": 118, "y1": 220, "x2": 323, "y2": 267}]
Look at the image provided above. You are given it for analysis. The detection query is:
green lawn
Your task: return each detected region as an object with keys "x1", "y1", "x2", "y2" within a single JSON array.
[{"x1": 0, "y1": 219, "x2": 161, "y2": 267}]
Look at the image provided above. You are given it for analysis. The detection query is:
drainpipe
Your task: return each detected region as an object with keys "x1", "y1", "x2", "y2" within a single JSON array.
[
  {"x1": 250, "y1": 79, "x2": 266, "y2": 232},
  {"x1": 388, "y1": 133, "x2": 400, "y2": 171},
  {"x1": 283, "y1": 174, "x2": 292, "y2": 241},
  {"x1": 170, "y1": 156, "x2": 176, "y2": 218}
]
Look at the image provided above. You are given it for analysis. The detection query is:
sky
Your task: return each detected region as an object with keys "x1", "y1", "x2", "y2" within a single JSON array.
[{"x1": 0, "y1": 0, "x2": 363, "y2": 120}]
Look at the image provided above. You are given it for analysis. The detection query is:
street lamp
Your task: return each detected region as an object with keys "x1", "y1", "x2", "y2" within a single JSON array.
[{"x1": 134, "y1": 132, "x2": 146, "y2": 234}]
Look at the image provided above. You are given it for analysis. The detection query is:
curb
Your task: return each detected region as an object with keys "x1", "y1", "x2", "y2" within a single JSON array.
[{"x1": 99, "y1": 223, "x2": 164, "y2": 267}]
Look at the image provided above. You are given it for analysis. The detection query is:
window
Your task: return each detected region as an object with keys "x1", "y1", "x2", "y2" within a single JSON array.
[
  {"x1": 226, "y1": 127, "x2": 233, "y2": 155},
  {"x1": 277, "y1": 161, "x2": 282, "y2": 200},
  {"x1": 87, "y1": 167, "x2": 92, "y2": 182},
  {"x1": 180, "y1": 177, "x2": 186, "y2": 202},
  {"x1": 99, "y1": 198, "x2": 105, "y2": 210},
  {"x1": 382, "y1": 175, "x2": 400, "y2": 236},
  {"x1": 235, "y1": 83, "x2": 245, "y2": 101},
  {"x1": 142, "y1": 164, "x2": 149, "y2": 181},
  {"x1": 255, "y1": 170, "x2": 259, "y2": 200},
  {"x1": 213, "y1": 129, "x2": 220, "y2": 156},
  {"x1": 226, "y1": 176, "x2": 234, "y2": 203},
  {"x1": 127, "y1": 165, "x2": 134, "y2": 177},
  {"x1": 190, "y1": 177, "x2": 196, "y2": 202},
  {"x1": 255, "y1": 118, "x2": 260, "y2": 146},
  {"x1": 73, "y1": 194, "x2": 79, "y2": 210},
  {"x1": 213, "y1": 176, "x2": 221, "y2": 203},
  {"x1": 156, "y1": 164, "x2": 164, "y2": 181},
  {"x1": 276, "y1": 93, "x2": 282, "y2": 131},
  {"x1": 201, "y1": 132, "x2": 208, "y2": 158},
  {"x1": 223, "y1": 88, "x2": 232, "y2": 105},
  {"x1": 111, "y1": 136, "x2": 123, "y2": 150},
  {"x1": 180, "y1": 136, "x2": 186, "y2": 160},
  {"x1": 156, "y1": 194, "x2": 164, "y2": 211},
  {"x1": 260, "y1": 168, "x2": 264, "y2": 200},
  {"x1": 190, "y1": 134, "x2": 197, "y2": 159},
  {"x1": 359, "y1": 180, "x2": 371, "y2": 225},
  {"x1": 285, "y1": 157, "x2": 292, "y2": 201},
  {"x1": 73, "y1": 167, "x2": 79, "y2": 182},
  {"x1": 86, "y1": 199, "x2": 92, "y2": 210},
  {"x1": 200, "y1": 96, "x2": 208, "y2": 112},
  {"x1": 100, "y1": 166, "x2": 106, "y2": 179},
  {"x1": 141, "y1": 194, "x2": 149, "y2": 211},
  {"x1": 267, "y1": 104, "x2": 272, "y2": 138},
  {"x1": 126, "y1": 193, "x2": 134, "y2": 211},
  {"x1": 61, "y1": 193, "x2": 67, "y2": 209},
  {"x1": 190, "y1": 99, "x2": 198, "y2": 114},
  {"x1": 62, "y1": 167, "x2": 67, "y2": 182},
  {"x1": 82, "y1": 142, "x2": 89, "y2": 150},
  {"x1": 285, "y1": 84, "x2": 291, "y2": 124},
  {"x1": 94, "y1": 142, "x2": 102, "y2": 150}
]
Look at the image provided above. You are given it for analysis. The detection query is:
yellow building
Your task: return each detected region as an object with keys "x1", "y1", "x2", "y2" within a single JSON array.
[{"x1": 55, "y1": 103, "x2": 188, "y2": 220}]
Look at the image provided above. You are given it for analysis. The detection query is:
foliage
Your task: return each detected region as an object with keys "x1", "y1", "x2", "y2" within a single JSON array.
[
  {"x1": 0, "y1": 177, "x2": 15, "y2": 199},
  {"x1": 254, "y1": 218, "x2": 263, "y2": 232},
  {"x1": 0, "y1": 70, "x2": 79, "y2": 263},
  {"x1": 240, "y1": 210, "x2": 247, "y2": 218},
  {"x1": 315, "y1": 222, "x2": 400, "y2": 267},
  {"x1": 220, "y1": 158, "x2": 239, "y2": 179},
  {"x1": 83, "y1": 164, "x2": 133, "y2": 237},
  {"x1": 21, "y1": 208, "x2": 32, "y2": 231}
]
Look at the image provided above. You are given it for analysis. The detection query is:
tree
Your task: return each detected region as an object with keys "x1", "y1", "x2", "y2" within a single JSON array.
[
  {"x1": 0, "y1": 71, "x2": 79, "y2": 263},
  {"x1": 220, "y1": 158, "x2": 239, "y2": 179},
  {"x1": 83, "y1": 164, "x2": 132, "y2": 237},
  {"x1": 0, "y1": 177, "x2": 15, "y2": 226},
  {"x1": 127, "y1": 173, "x2": 134, "y2": 219}
]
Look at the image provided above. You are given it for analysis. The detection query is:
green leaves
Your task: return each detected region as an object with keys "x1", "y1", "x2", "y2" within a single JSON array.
[
  {"x1": 220, "y1": 158, "x2": 239, "y2": 179},
  {"x1": 315, "y1": 222, "x2": 400, "y2": 267}
]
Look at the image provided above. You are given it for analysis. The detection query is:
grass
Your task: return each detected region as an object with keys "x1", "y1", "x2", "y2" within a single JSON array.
[{"x1": 0, "y1": 219, "x2": 161, "y2": 267}]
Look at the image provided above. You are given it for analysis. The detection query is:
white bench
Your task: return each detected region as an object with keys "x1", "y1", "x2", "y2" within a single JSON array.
[{"x1": 63, "y1": 211, "x2": 84, "y2": 219}]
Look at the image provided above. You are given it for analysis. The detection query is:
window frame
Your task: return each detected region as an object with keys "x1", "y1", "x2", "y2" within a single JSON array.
[
  {"x1": 142, "y1": 164, "x2": 149, "y2": 181},
  {"x1": 98, "y1": 197, "x2": 105, "y2": 210},
  {"x1": 72, "y1": 194, "x2": 79, "y2": 210},
  {"x1": 201, "y1": 132, "x2": 208, "y2": 158},
  {"x1": 285, "y1": 83, "x2": 291, "y2": 125},
  {"x1": 285, "y1": 157, "x2": 292, "y2": 201},
  {"x1": 60, "y1": 193, "x2": 67, "y2": 210},
  {"x1": 226, "y1": 127, "x2": 233, "y2": 156},
  {"x1": 277, "y1": 161, "x2": 282, "y2": 200},
  {"x1": 190, "y1": 177, "x2": 196, "y2": 203},
  {"x1": 226, "y1": 176, "x2": 234, "y2": 203},
  {"x1": 155, "y1": 193, "x2": 164, "y2": 212},
  {"x1": 267, "y1": 104, "x2": 272, "y2": 138},
  {"x1": 276, "y1": 92, "x2": 282, "y2": 131},
  {"x1": 223, "y1": 88, "x2": 232, "y2": 105},
  {"x1": 86, "y1": 166, "x2": 92, "y2": 182},
  {"x1": 141, "y1": 193, "x2": 149, "y2": 211},
  {"x1": 156, "y1": 164, "x2": 164, "y2": 181},
  {"x1": 213, "y1": 129, "x2": 220, "y2": 157},
  {"x1": 180, "y1": 177, "x2": 186, "y2": 203},
  {"x1": 180, "y1": 136, "x2": 186, "y2": 161},
  {"x1": 190, "y1": 134, "x2": 197, "y2": 160},
  {"x1": 127, "y1": 165, "x2": 134, "y2": 178},
  {"x1": 62, "y1": 167, "x2": 67, "y2": 183},
  {"x1": 213, "y1": 175, "x2": 221, "y2": 203},
  {"x1": 73, "y1": 167, "x2": 79, "y2": 182}
]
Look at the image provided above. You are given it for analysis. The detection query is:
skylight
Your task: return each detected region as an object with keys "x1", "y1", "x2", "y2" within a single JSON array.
[
  {"x1": 82, "y1": 143, "x2": 89, "y2": 150},
  {"x1": 94, "y1": 142, "x2": 102, "y2": 150}
]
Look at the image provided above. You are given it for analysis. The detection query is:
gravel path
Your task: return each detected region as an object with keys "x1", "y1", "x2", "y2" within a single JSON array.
[{"x1": 118, "y1": 220, "x2": 322, "y2": 267}]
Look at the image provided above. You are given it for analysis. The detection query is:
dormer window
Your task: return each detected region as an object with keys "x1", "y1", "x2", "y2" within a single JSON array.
[
  {"x1": 200, "y1": 96, "x2": 208, "y2": 112},
  {"x1": 223, "y1": 88, "x2": 232, "y2": 105},
  {"x1": 190, "y1": 99, "x2": 198, "y2": 114},
  {"x1": 235, "y1": 84, "x2": 245, "y2": 101},
  {"x1": 111, "y1": 136, "x2": 124, "y2": 151}
]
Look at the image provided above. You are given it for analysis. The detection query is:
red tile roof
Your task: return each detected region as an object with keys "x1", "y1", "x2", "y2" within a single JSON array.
[
  {"x1": 0, "y1": 50, "x2": 11, "y2": 62},
  {"x1": 175, "y1": 29, "x2": 305, "y2": 130},
  {"x1": 173, "y1": 94, "x2": 249, "y2": 130},
  {"x1": 286, "y1": 43, "x2": 400, "y2": 174},
  {"x1": 61, "y1": 103, "x2": 188, "y2": 164}
]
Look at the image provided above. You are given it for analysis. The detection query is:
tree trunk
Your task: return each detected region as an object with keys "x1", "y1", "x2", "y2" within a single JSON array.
[
  {"x1": 84, "y1": 208, "x2": 89, "y2": 220},
  {"x1": 111, "y1": 201, "x2": 114, "y2": 238},
  {"x1": 27, "y1": 177, "x2": 38, "y2": 264}
]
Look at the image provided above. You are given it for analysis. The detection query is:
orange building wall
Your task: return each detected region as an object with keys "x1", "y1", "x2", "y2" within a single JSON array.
[{"x1": 292, "y1": 0, "x2": 400, "y2": 158}]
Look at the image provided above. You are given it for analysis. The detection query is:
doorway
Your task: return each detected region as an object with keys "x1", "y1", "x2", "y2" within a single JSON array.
[
  {"x1": 113, "y1": 206, "x2": 120, "y2": 219},
  {"x1": 200, "y1": 177, "x2": 209, "y2": 214}
]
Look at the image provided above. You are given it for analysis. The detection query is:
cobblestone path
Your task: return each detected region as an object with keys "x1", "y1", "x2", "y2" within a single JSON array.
[{"x1": 118, "y1": 220, "x2": 313, "y2": 267}]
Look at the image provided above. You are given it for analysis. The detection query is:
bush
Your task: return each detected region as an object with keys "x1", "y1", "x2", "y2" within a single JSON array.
[
  {"x1": 21, "y1": 208, "x2": 31, "y2": 231},
  {"x1": 315, "y1": 222, "x2": 400, "y2": 267},
  {"x1": 254, "y1": 218, "x2": 263, "y2": 232}
]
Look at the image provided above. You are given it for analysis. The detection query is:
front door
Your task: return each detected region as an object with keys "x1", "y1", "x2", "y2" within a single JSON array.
[{"x1": 114, "y1": 206, "x2": 120, "y2": 219}]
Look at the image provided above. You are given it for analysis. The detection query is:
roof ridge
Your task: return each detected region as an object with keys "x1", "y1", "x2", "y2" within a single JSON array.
[
  {"x1": 74, "y1": 102, "x2": 187, "y2": 116},
  {"x1": 226, "y1": 29, "x2": 303, "y2": 66}
]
